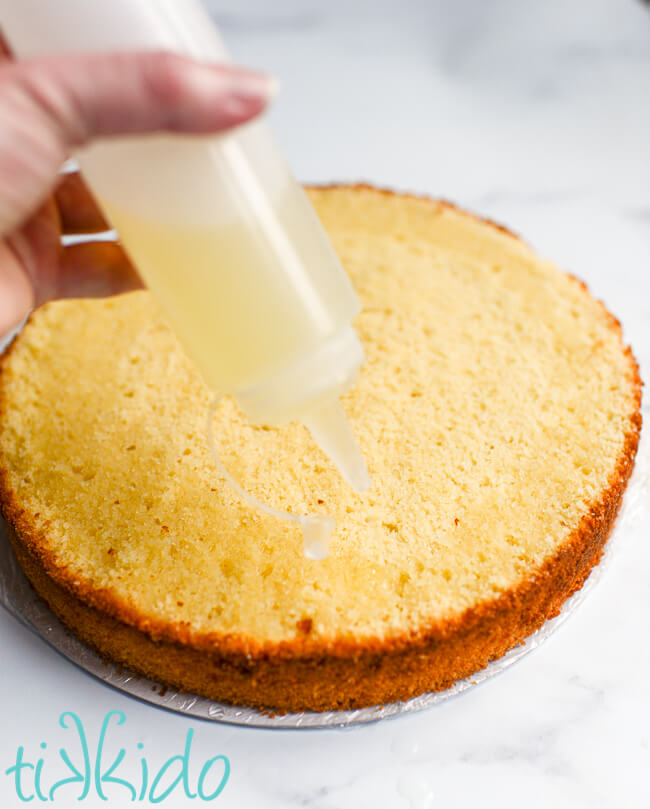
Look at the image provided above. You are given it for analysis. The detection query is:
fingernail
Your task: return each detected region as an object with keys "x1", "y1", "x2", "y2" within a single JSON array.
[{"x1": 231, "y1": 71, "x2": 279, "y2": 103}]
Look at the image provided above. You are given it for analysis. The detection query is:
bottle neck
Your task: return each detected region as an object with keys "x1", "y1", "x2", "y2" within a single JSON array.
[
  {"x1": 233, "y1": 325, "x2": 370, "y2": 493},
  {"x1": 233, "y1": 324, "x2": 364, "y2": 427}
]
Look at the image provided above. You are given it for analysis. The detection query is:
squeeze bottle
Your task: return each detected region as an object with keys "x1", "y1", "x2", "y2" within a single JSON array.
[{"x1": 0, "y1": 0, "x2": 371, "y2": 497}]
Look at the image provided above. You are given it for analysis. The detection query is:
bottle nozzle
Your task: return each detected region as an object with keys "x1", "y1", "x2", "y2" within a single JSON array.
[{"x1": 302, "y1": 399, "x2": 371, "y2": 493}]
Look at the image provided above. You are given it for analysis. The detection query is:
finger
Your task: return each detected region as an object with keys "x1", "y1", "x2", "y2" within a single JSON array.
[
  {"x1": 0, "y1": 240, "x2": 33, "y2": 334},
  {"x1": 0, "y1": 35, "x2": 107, "y2": 234},
  {"x1": 7, "y1": 197, "x2": 62, "y2": 304},
  {"x1": 56, "y1": 240, "x2": 143, "y2": 300},
  {"x1": 0, "y1": 51, "x2": 275, "y2": 235},
  {"x1": 55, "y1": 171, "x2": 109, "y2": 234}
]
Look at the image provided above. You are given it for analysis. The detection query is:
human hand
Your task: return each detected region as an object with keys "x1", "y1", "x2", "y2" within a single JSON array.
[{"x1": 0, "y1": 36, "x2": 273, "y2": 334}]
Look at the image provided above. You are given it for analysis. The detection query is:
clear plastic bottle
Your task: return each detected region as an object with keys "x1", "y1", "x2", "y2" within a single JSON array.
[{"x1": 0, "y1": 0, "x2": 370, "y2": 496}]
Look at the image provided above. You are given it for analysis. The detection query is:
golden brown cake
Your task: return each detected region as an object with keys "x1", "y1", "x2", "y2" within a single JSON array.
[{"x1": 0, "y1": 186, "x2": 642, "y2": 712}]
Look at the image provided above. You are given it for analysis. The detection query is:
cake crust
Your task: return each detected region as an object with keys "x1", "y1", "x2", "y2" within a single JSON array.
[{"x1": 0, "y1": 187, "x2": 642, "y2": 712}]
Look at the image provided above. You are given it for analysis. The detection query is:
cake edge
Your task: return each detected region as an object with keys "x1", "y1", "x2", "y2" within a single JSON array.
[{"x1": 0, "y1": 185, "x2": 643, "y2": 712}]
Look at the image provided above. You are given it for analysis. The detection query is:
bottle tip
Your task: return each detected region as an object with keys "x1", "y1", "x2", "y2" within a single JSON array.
[
  {"x1": 302, "y1": 399, "x2": 371, "y2": 493},
  {"x1": 346, "y1": 456, "x2": 371, "y2": 493}
]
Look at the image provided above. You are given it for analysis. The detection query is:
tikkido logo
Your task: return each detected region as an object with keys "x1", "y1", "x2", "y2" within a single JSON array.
[{"x1": 5, "y1": 711, "x2": 230, "y2": 803}]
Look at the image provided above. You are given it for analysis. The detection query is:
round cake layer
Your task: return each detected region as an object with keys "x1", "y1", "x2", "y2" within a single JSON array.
[{"x1": 0, "y1": 186, "x2": 641, "y2": 711}]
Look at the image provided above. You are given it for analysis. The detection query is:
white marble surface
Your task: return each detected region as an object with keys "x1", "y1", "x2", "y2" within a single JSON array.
[{"x1": 1, "y1": 1, "x2": 649, "y2": 806}]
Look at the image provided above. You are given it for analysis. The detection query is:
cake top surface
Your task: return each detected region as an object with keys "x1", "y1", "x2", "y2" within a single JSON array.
[{"x1": 0, "y1": 187, "x2": 641, "y2": 651}]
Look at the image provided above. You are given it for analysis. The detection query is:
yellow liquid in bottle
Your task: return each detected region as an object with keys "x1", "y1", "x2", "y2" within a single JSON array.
[{"x1": 101, "y1": 188, "x2": 358, "y2": 396}]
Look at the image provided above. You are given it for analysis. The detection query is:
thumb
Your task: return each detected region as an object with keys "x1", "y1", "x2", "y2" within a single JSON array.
[{"x1": 0, "y1": 51, "x2": 274, "y2": 235}]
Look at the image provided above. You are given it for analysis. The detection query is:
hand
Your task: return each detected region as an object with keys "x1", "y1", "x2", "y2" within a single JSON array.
[{"x1": 0, "y1": 36, "x2": 273, "y2": 334}]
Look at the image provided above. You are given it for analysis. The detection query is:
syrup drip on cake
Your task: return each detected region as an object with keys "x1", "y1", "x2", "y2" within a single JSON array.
[{"x1": 206, "y1": 395, "x2": 335, "y2": 558}]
